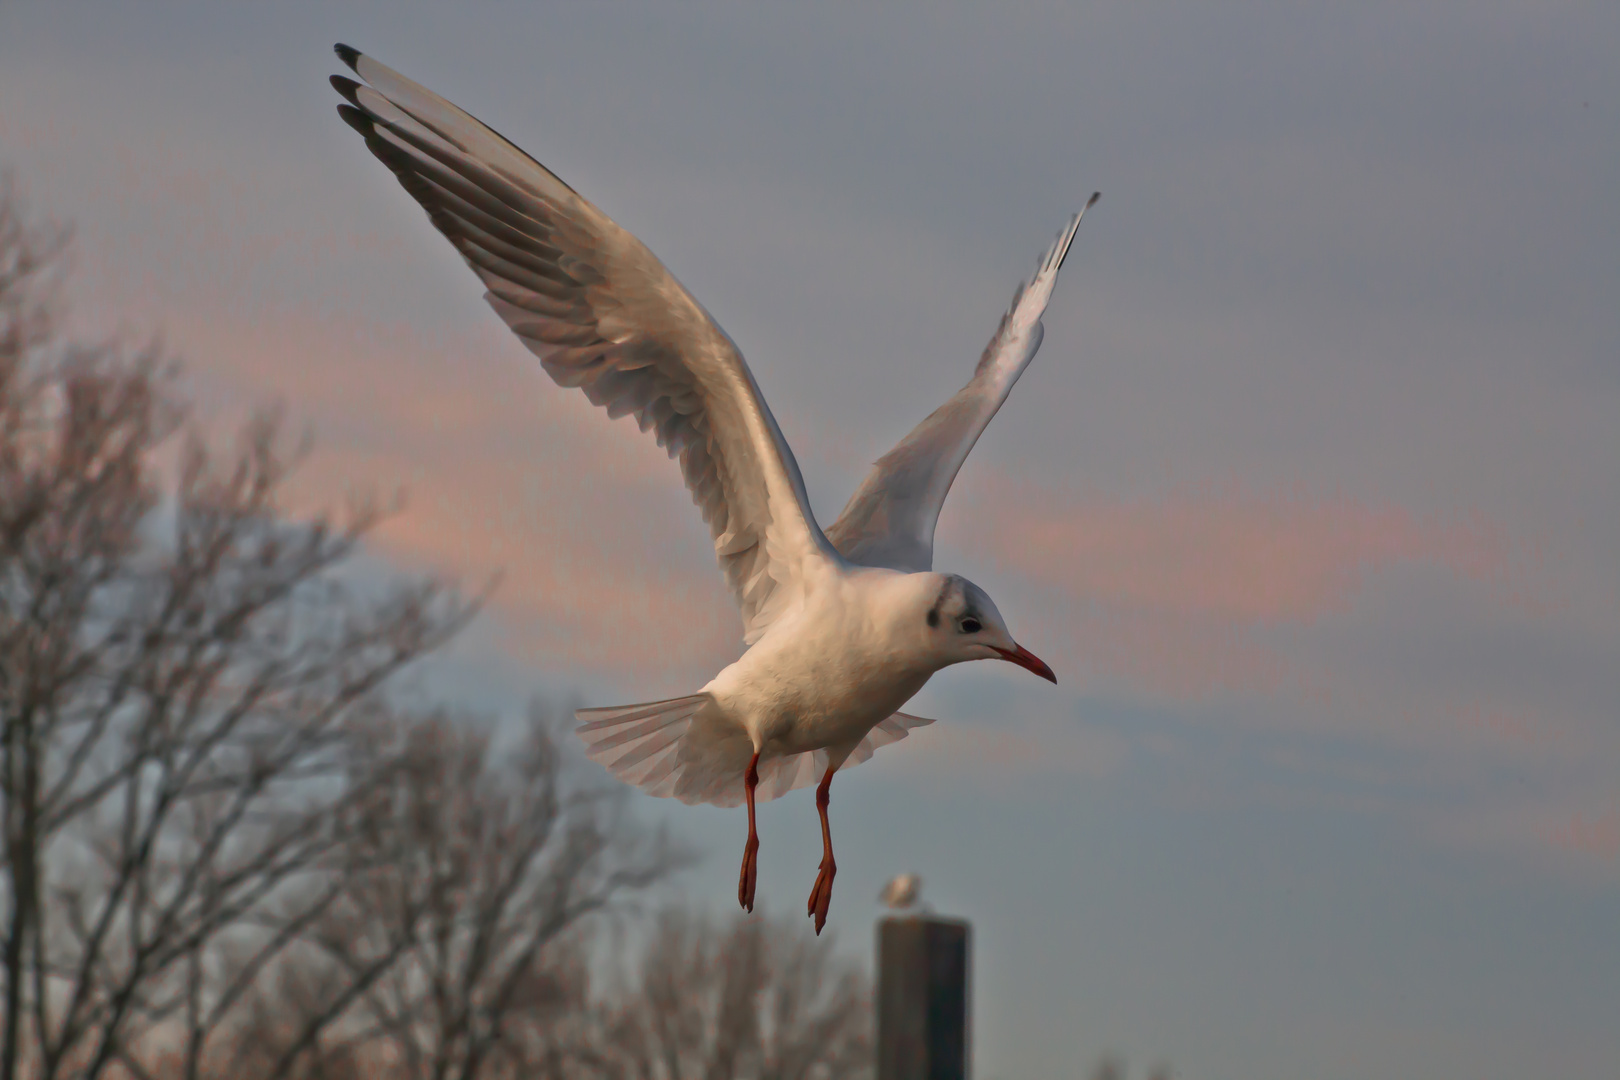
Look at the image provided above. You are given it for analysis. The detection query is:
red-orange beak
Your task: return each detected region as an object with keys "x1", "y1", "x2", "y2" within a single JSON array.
[{"x1": 992, "y1": 643, "x2": 1057, "y2": 684}]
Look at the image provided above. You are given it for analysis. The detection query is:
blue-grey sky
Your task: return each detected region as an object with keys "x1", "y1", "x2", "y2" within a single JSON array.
[{"x1": 3, "y1": 3, "x2": 1616, "y2": 1077}]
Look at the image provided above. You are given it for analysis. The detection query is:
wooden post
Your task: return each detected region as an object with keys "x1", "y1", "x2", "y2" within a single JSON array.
[{"x1": 877, "y1": 915, "x2": 970, "y2": 1080}]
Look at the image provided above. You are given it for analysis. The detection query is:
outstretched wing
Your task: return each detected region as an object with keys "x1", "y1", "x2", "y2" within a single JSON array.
[
  {"x1": 331, "y1": 45, "x2": 835, "y2": 642},
  {"x1": 825, "y1": 196, "x2": 1098, "y2": 571}
]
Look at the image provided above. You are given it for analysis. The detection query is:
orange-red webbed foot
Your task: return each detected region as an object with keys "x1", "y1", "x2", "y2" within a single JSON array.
[{"x1": 807, "y1": 856, "x2": 836, "y2": 934}]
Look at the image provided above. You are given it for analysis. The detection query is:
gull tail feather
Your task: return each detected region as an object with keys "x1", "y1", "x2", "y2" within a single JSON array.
[
  {"x1": 577, "y1": 695, "x2": 716, "y2": 802},
  {"x1": 576, "y1": 700, "x2": 935, "y2": 808}
]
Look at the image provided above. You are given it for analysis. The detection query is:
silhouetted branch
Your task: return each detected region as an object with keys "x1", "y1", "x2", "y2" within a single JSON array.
[
  {"x1": 252, "y1": 704, "x2": 678, "y2": 1080},
  {"x1": 590, "y1": 909, "x2": 873, "y2": 1080},
  {"x1": 0, "y1": 179, "x2": 478, "y2": 1080}
]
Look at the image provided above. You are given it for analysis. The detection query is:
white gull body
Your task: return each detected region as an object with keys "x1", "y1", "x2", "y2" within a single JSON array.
[{"x1": 330, "y1": 44, "x2": 1094, "y2": 928}]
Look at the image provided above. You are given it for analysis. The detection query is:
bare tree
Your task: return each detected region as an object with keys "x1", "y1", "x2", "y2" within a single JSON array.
[
  {"x1": 0, "y1": 180, "x2": 477, "y2": 1080},
  {"x1": 2, "y1": 177, "x2": 863, "y2": 1080},
  {"x1": 234, "y1": 704, "x2": 676, "y2": 1080},
  {"x1": 587, "y1": 909, "x2": 873, "y2": 1080}
]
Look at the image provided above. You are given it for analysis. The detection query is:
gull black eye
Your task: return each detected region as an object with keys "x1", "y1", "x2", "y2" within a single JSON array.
[
  {"x1": 927, "y1": 609, "x2": 940, "y2": 628},
  {"x1": 960, "y1": 618, "x2": 982, "y2": 634}
]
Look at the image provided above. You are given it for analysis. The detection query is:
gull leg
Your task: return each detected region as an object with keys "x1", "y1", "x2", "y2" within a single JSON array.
[
  {"x1": 738, "y1": 750, "x2": 761, "y2": 912},
  {"x1": 807, "y1": 763, "x2": 837, "y2": 934}
]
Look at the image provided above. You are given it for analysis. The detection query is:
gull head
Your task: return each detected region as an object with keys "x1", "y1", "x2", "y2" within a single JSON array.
[{"x1": 908, "y1": 573, "x2": 1056, "y2": 683}]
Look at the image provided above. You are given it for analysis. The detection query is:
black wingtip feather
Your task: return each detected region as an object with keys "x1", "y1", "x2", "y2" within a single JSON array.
[
  {"x1": 330, "y1": 75, "x2": 363, "y2": 107},
  {"x1": 333, "y1": 43, "x2": 361, "y2": 70},
  {"x1": 336, "y1": 104, "x2": 374, "y2": 137},
  {"x1": 1051, "y1": 193, "x2": 1101, "y2": 273}
]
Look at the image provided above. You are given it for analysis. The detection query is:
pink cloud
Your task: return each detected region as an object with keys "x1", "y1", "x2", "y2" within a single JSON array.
[
  {"x1": 965, "y1": 479, "x2": 1506, "y2": 625},
  {"x1": 1426, "y1": 793, "x2": 1620, "y2": 877},
  {"x1": 147, "y1": 293, "x2": 1543, "y2": 726},
  {"x1": 141, "y1": 301, "x2": 745, "y2": 684},
  {"x1": 1550, "y1": 806, "x2": 1620, "y2": 864},
  {"x1": 952, "y1": 477, "x2": 1513, "y2": 703}
]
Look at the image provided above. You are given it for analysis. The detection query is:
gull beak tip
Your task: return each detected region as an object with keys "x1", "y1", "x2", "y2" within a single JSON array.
[{"x1": 996, "y1": 643, "x2": 1057, "y2": 684}]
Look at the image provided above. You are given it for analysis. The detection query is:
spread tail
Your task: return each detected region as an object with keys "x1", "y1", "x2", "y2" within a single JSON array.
[{"x1": 576, "y1": 694, "x2": 714, "y2": 801}]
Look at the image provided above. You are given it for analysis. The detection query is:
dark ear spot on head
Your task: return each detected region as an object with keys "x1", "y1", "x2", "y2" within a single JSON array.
[{"x1": 927, "y1": 608, "x2": 940, "y2": 628}]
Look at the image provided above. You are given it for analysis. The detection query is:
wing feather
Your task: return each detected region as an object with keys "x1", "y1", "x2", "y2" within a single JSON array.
[
  {"x1": 826, "y1": 196, "x2": 1098, "y2": 571},
  {"x1": 332, "y1": 46, "x2": 835, "y2": 642}
]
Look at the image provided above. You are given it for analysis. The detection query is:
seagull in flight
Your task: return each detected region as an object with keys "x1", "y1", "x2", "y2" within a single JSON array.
[{"x1": 330, "y1": 45, "x2": 1096, "y2": 933}]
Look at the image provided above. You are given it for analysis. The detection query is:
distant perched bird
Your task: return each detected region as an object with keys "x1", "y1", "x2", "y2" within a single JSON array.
[
  {"x1": 880, "y1": 873, "x2": 924, "y2": 911},
  {"x1": 330, "y1": 45, "x2": 1095, "y2": 934}
]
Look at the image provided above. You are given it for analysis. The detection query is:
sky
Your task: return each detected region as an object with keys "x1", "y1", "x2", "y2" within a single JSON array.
[{"x1": 2, "y1": 2, "x2": 1617, "y2": 1076}]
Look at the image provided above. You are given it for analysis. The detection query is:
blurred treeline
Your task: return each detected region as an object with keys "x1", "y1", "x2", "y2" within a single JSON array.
[{"x1": 0, "y1": 182, "x2": 872, "y2": 1080}]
